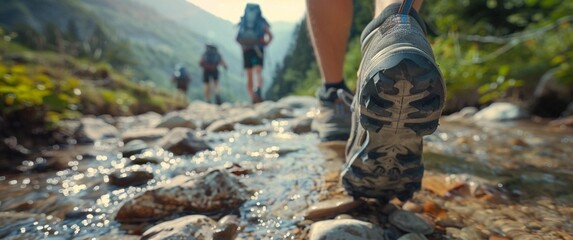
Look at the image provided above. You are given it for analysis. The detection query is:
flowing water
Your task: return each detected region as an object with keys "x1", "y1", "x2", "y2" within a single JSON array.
[{"x1": 1, "y1": 102, "x2": 572, "y2": 239}]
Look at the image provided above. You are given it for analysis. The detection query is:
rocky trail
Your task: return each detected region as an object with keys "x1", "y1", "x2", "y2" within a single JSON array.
[{"x1": 0, "y1": 97, "x2": 572, "y2": 240}]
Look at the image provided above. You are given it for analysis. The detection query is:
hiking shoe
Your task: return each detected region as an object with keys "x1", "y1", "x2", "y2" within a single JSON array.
[
  {"x1": 215, "y1": 94, "x2": 223, "y2": 105},
  {"x1": 341, "y1": 6, "x2": 446, "y2": 202},
  {"x1": 253, "y1": 88, "x2": 263, "y2": 104},
  {"x1": 311, "y1": 86, "x2": 352, "y2": 141}
]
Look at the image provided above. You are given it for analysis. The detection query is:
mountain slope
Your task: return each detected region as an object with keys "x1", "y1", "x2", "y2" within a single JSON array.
[{"x1": 0, "y1": 0, "x2": 249, "y2": 101}]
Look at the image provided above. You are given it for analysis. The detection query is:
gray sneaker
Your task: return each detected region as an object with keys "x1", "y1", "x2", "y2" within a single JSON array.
[
  {"x1": 311, "y1": 86, "x2": 352, "y2": 141},
  {"x1": 341, "y1": 7, "x2": 446, "y2": 201}
]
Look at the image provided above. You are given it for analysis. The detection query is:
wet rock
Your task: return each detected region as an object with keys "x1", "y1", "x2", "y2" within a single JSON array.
[
  {"x1": 335, "y1": 214, "x2": 354, "y2": 220},
  {"x1": 436, "y1": 218, "x2": 465, "y2": 228},
  {"x1": 213, "y1": 215, "x2": 240, "y2": 240},
  {"x1": 531, "y1": 68, "x2": 573, "y2": 117},
  {"x1": 155, "y1": 128, "x2": 210, "y2": 155},
  {"x1": 141, "y1": 215, "x2": 217, "y2": 240},
  {"x1": 122, "y1": 128, "x2": 169, "y2": 142},
  {"x1": 473, "y1": 102, "x2": 529, "y2": 121},
  {"x1": 109, "y1": 168, "x2": 154, "y2": 187},
  {"x1": 422, "y1": 174, "x2": 465, "y2": 197},
  {"x1": 549, "y1": 115, "x2": 573, "y2": 128},
  {"x1": 117, "y1": 112, "x2": 162, "y2": 130},
  {"x1": 291, "y1": 116, "x2": 313, "y2": 134},
  {"x1": 116, "y1": 169, "x2": 250, "y2": 223},
  {"x1": 156, "y1": 111, "x2": 198, "y2": 129},
  {"x1": 398, "y1": 233, "x2": 428, "y2": 240},
  {"x1": 255, "y1": 102, "x2": 287, "y2": 120},
  {"x1": 444, "y1": 107, "x2": 479, "y2": 121},
  {"x1": 403, "y1": 201, "x2": 423, "y2": 213},
  {"x1": 131, "y1": 156, "x2": 162, "y2": 165},
  {"x1": 18, "y1": 151, "x2": 70, "y2": 172},
  {"x1": 206, "y1": 119, "x2": 235, "y2": 132},
  {"x1": 389, "y1": 210, "x2": 434, "y2": 235},
  {"x1": 278, "y1": 96, "x2": 317, "y2": 109},
  {"x1": 459, "y1": 227, "x2": 485, "y2": 240},
  {"x1": 121, "y1": 140, "x2": 149, "y2": 157},
  {"x1": 308, "y1": 219, "x2": 386, "y2": 240},
  {"x1": 304, "y1": 197, "x2": 362, "y2": 220},
  {"x1": 234, "y1": 112, "x2": 263, "y2": 125},
  {"x1": 76, "y1": 117, "x2": 119, "y2": 143}
]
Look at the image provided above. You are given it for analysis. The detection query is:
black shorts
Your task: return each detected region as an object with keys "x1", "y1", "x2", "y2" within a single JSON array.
[
  {"x1": 203, "y1": 70, "x2": 219, "y2": 83},
  {"x1": 243, "y1": 47, "x2": 264, "y2": 69}
]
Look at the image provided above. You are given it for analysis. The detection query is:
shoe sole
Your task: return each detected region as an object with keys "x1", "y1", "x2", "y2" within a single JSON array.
[{"x1": 341, "y1": 50, "x2": 445, "y2": 202}]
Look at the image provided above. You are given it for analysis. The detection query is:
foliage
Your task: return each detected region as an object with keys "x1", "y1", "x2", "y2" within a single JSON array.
[
  {"x1": 272, "y1": 0, "x2": 573, "y2": 108},
  {"x1": 422, "y1": 0, "x2": 573, "y2": 103},
  {"x1": 0, "y1": 28, "x2": 186, "y2": 137}
]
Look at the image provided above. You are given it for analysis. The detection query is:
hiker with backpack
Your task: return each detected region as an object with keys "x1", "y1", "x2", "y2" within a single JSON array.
[
  {"x1": 200, "y1": 44, "x2": 228, "y2": 104},
  {"x1": 172, "y1": 64, "x2": 191, "y2": 96},
  {"x1": 236, "y1": 3, "x2": 272, "y2": 104}
]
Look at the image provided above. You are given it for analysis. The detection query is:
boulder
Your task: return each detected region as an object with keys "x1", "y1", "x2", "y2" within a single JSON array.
[
  {"x1": 205, "y1": 120, "x2": 235, "y2": 132},
  {"x1": 473, "y1": 102, "x2": 529, "y2": 121},
  {"x1": 117, "y1": 112, "x2": 162, "y2": 130},
  {"x1": 531, "y1": 68, "x2": 573, "y2": 117},
  {"x1": 120, "y1": 140, "x2": 149, "y2": 157},
  {"x1": 155, "y1": 128, "x2": 210, "y2": 155},
  {"x1": 213, "y1": 215, "x2": 240, "y2": 240},
  {"x1": 75, "y1": 117, "x2": 119, "y2": 143},
  {"x1": 121, "y1": 128, "x2": 169, "y2": 142},
  {"x1": 141, "y1": 215, "x2": 217, "y2": 240},
  {"x1": 389, "y1": 210, "x2": 434, "y2": 235},
  {"x1": 156, "y1": 111, "x2": 198, "y2": 129},
  {"x1": 115, "y1": 169, "x2": 250, "y2": 223},
  {"x1": 291, "y1": 116, "x2": 313, "y2": 134},
  {"x1": 108, "y1": 167, "x2": 154, "y2": 187},
  {"x1": 308, "y1": 219, "x2": 386, "y2": 240}
]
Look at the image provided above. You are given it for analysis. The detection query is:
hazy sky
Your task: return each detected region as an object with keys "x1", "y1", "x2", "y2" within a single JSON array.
[{"x1": 186, "y1": 0, "x2": 306, "y2": 23}]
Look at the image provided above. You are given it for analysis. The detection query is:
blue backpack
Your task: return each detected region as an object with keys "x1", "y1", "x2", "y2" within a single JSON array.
[
  {"x1": 236, "y1": 3, "x2": 267, "y2": 47},
  {"x1": 202, "y1": 45, "x2": 221, "y2": 69}
]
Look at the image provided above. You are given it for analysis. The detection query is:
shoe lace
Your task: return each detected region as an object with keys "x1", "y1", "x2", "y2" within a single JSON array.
[{"x1": 336, "y1": 89, "x2": 354, "y2": 107}]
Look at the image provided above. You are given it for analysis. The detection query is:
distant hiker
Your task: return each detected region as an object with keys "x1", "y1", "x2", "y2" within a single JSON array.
[
  {"x1": 172, "y1": 64, "x2": 191, "y2": 95},
  {"x1": 200, "y1": 44, "x2": 228, "y2": 104},
  {"x1": 236, "y1": 3, "x2": 272, "y2": 104}
]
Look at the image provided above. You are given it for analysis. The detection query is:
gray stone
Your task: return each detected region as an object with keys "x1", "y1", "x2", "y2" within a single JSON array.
[
  {"x1": 213, "y1": 215, "x2": 240, "y2": 240},
  {"x1": 398, "y1": 233, "x2": 428, "y2": 240},
  {"x1": 108, "y1": 167, "x2": 154, "y2": 187},
  {"x1": 116, "y1": 169, "x2": 250, "y2": 222},
  {"x1": 121, "y1": 128, "x2": 169, "y2": 142},
  {"x1": 308, "y1": 219, "x2": 386, "y2": 240},
  {"x1": 473, "y1": 102, "x2": 529, "y2": 121},
  {"x1": 120, "y1": 140, "x2": 148, "y2": 157},
  {"x1": 76, "y1": 117, "x2": 119, "y2": 143},
  {"x1": 277, "y1": 96, "x2": 317, "y2": 109},
  {"x1": 156, "y1": 111, "x2": 198, "y2": 129},
  {"x1": 531, "y1": 68, "x2": 573, "y2": 117},
  {"x1": 141, "y1": 215, "x2": 217, "y2": 240},
  {"x1": 389, "y1": 210, "x2": 434, "y2": 235},
  {"x1": 304, "y1": 197, "x2": 362, "y2": 220},
  {"x1": 155, "y1": 128, "x2": 210, "y2": 155},
  {"x1": 444, "y1": 107, "x2": 478, "y2": 121},
  {"x1": 205, "y1": 120, "x2": 234, "y2": 132},
  {"x1": 291, "y1": 116, "x2": 313, "y2": 134}
]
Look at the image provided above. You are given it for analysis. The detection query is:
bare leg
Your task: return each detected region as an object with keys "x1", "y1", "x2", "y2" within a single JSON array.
[
  {"x1": 253, "y1": 65, "x2": 263, "y2": 90},
  {"x1": 375, "y1": 0, "x2": 423, "y2": 15},
  {"x1": 306, "y1": 0, "x2": 352, "y2": 85},
  {"x1": 204, "y1": 82, "x2": 211, "y2": 102},
  {"x1": 246, "y1": 68, "x2": 254, "y2": 100},
  {"x1": 213, "y1": 79, "x2": 220, "y2": 95}
]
